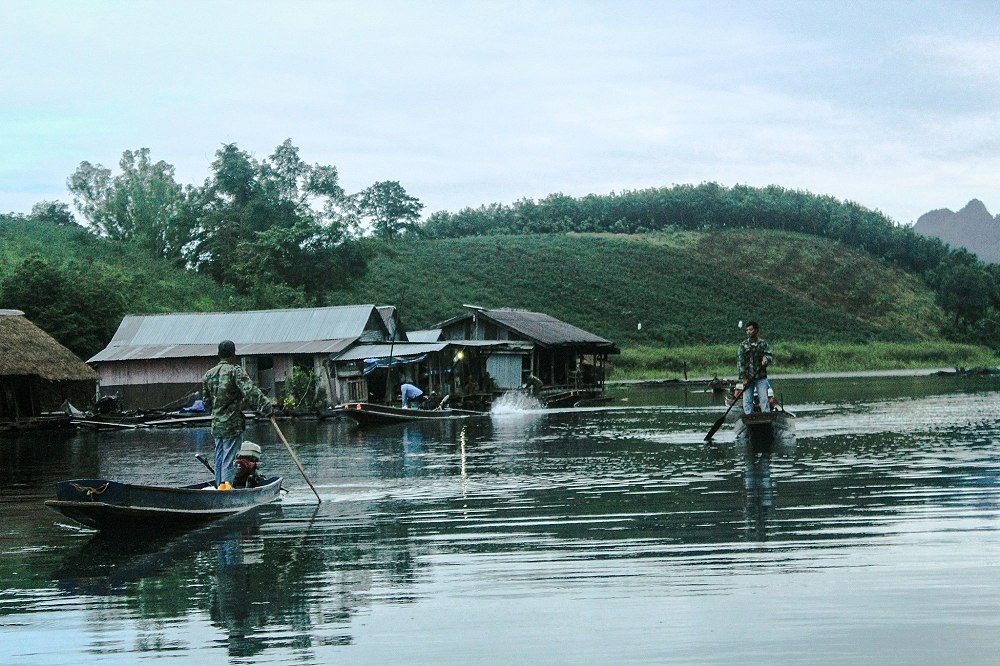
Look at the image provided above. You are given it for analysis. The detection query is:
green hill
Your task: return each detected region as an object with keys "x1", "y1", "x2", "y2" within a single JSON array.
[
  {"x1": 329, "y1": 229, "x2": 945, "y2": 347},
  {"x1": 329, "y1": 230, "x2": 999, "y2": 376},
  {"x1": 4, "y1": 213, "x2": 992, "y2": 375}
]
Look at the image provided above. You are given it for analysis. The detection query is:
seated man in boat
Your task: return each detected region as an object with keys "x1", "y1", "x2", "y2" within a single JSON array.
[
  {"x1": 707, "y1": 375, "x2": 729, "y2": 392},
  {"x1": 422, "y1": 391, "x2": 444, "y2": 410},
  {"x1": 400, "y1": 383, "x2": 425, "y2": 409},
  {"x1": 234, "y1": 441, "x2": 265, "y2": 488}
]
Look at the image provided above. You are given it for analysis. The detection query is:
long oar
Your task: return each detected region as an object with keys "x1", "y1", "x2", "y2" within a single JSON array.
[
  {"x1": 704, "y1": 367, "x2": 762, "y2": 442},
  {"x1": 270, "y1": 416, "x2": 322, "y2": 504},
  {"x1": 195, "y1": 453, "x2": 215, "y2": 474}
]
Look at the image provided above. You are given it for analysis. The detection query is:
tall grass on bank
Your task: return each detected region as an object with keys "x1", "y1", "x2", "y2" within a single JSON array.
[{"x1": 612, "y1": 342, "x2": 1000, "y2": 380}]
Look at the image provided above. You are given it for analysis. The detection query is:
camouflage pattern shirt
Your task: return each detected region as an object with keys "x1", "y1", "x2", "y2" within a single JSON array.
[
  {"x1": 737, "y1": 337, "x2": 772, "y2": 382},
  {"x1": 202, "y1": 360, "x2": 272, "y2": 436}
]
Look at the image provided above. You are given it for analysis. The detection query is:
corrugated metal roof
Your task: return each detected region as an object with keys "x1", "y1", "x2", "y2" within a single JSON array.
[
  {"x1": 483, "y1": 309, "x2": 612, "y2": 346},
  {"x1": 333, "y1": 342, "x2": 449, "y2": 361},
  {"x1": 407, "y1": 329, "x2": 442, "y2": 342},
  {"x1": 332, "y1": 339, "x2": 533, "y2": 362},
  {"x1": 89, "y1": 305, "x2": 382, "y2": 363},
  {"x1": 376, "y1": 305, "x2": 402, "y2": 340},
  {"x1": 438, "y1": 307, "x2": 617, "y2": 349},
  {"x1": 89, "y1": 339, "x2": 358, "y2": 363}
]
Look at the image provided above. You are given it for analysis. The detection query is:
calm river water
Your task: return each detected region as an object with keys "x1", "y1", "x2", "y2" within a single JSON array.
[{"x1": 3, "y1": 374, "x2": 1000, "y2": 664}]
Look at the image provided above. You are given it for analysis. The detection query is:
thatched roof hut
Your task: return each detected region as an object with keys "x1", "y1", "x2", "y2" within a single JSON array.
[
  {"x1": 0, "y1": 310, "x2": 98, "y2": 381},
  {"x1": 0, "y1": 310, "x2": 98, "y2": 425}
]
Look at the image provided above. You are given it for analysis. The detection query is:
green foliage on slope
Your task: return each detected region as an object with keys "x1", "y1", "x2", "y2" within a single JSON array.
[
  {"x1": 0, "y1": 212, "x2": 965, "y2": 367},
  {"x1": 0, "y1": 214, "x2": 246, "y2": 358},
  {"x1": 617, "y1": 341, "x2": 996, "y2": 379},
  {"x1": 329, "y1": 230, "x2": 947, "y2": 348},
  {"x1": 420, "y1": 183, "x2": 1000, "y2": 347}
]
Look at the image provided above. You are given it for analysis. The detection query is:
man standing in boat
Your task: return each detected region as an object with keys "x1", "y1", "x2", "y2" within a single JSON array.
[
  {"x1": 202, "y1": 340, "x2": 274, "y2": 488},
  {"x1": 737, "y1": 321, "x2": 773, "y2": 415}
]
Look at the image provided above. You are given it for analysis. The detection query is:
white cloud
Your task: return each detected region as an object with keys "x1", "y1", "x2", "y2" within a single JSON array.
[{"x1": 910, "y1": 34, "x2": 1000, "y2": 84}]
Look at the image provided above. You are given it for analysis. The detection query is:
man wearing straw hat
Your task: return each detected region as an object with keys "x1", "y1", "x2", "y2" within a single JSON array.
[
  {"x1": 202, "y1": 340, "x2": 274, "y2": 488},
  {"x1": 234, "y1": 441, "x2": 265, "y2": 488}
]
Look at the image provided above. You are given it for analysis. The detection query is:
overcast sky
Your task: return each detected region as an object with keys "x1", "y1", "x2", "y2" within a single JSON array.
[{"x1": 3, "y1": 0, "x2": 999, "y2": 224}]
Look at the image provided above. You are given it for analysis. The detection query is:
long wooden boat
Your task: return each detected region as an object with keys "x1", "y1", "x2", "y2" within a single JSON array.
[
  {"x1": 45, "y1": 476, "x2": 283, "y2": 531},
  {"x1": 335, "y1": 401, "x2": 485, "y2": 426},
  {"x1": 71, "y1": 410, "x2": 240, "y2": 430},
  {"x1": 538, "y1": 388, "x2": 607, "y2": 408},
  {"x1": 734, "y1": 411, "x2": 796, "y2": 454},
  {"x1": 1, "y1": 414, "x2": 75, "y2": 434}
]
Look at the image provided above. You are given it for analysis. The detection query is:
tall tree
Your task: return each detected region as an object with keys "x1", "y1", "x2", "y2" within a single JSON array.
[
  {"x1": 353, "y1": 180, "x2": 424, "y2": 242},
  {"x1": 67, "y1": 148, "x2": 187, "y2": 261},
  {"x1": 0, "y1": 255, "x2": 126, "y2": 359},
  {"x1": 188, "y1": 140, "x2": 357, "y2": 305},
  {"x1": 938, "y1": 265, "x2": 996, "y2": 327},
  {"x1": 29, "y1": 201, "x2": 77, "y2": 226}
]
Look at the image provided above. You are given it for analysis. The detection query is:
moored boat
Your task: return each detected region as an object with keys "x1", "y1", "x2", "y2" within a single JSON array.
[
  {"x1": 334, "y1": 401, "x2": 485, "y2": 426},
  {"x1": 45, "y1": 476, "x2": 283, "y2": 531}
]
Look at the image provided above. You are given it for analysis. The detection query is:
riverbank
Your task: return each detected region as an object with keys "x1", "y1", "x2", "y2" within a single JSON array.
[
  {"x1": 612, "y1": 341, "x2": 1000, "y2": 382},
  {"x1": 607, "y1": 366, "x2": 993, "y2": 386}
]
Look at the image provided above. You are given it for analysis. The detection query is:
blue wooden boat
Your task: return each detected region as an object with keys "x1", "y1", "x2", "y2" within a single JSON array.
[{"x1": 45, "y1": 476, "x2": 283, "y2": 531}]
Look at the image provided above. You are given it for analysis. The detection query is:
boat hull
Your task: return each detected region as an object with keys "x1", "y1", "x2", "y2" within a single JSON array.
[
  {"x1": 45, "y1": 476, "x2": 283, "y2": 531},
  {"x1": 735, "y1": 411, "x2": 796, "y2": 453},
  {"x1": 335, "y1": 402, "x2": 484, "y2": 426}
]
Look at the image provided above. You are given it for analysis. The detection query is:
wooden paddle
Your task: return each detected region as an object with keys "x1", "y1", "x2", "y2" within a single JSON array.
[
  {"x1": 270, "y1": 416, "x2": 322, "y2": 504},
  {"x1": 195, "y1": 453, "x2": 215, "y2": 474},
  {"x1": 704, "y1": 366, "x2": 763, "y2": 442}
]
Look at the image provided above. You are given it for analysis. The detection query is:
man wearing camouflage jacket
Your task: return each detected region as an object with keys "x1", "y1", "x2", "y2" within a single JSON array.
[
  {"x1": 202, "y1": 340, "x2": 274, "y2": 487},
  {"x1": 737, "y1": 321, "x2": 773, "y2": 415}
]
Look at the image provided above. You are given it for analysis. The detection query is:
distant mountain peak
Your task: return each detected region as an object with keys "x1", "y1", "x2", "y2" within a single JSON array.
[
  {"x1": 958, "y1": 198, "x2": 992, "y2": 220},
  {"x1": 914, "y1": 199, "x2": 1000, "y2": 263}
]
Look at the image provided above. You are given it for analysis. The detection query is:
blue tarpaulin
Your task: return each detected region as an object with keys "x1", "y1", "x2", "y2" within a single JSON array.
[{"x1": 363, "y1": 354, "x2": 428, "y2": 375}]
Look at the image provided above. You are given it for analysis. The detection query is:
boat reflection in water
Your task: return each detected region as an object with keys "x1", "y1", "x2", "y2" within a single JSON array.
[
  {"x1": 52, "y1": 505, "x2": 279, "y2": 592},
  {"x1": 211, "y1": 516, "x2": 271, "y2": 658},
  {"x1": 736, "y1": 411, "x2": 796, "y2": 541},
  {"x1": 52, "y1": 505, "x2": 283, "y2": 658}
]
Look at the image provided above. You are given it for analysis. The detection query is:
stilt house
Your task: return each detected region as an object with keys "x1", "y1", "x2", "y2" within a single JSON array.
[
  {"x1": 329, "y1": 339, "x2": 533, "y2": 409},
  {"x1": 88, "y1": 305, "x2": 393, "y2": 410},
  {"x1": 434, "y1": 305, "x2": 619, "y2": 406}
]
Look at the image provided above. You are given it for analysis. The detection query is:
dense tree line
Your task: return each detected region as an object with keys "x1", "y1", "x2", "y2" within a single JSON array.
[
  {"x1": 0, "y1": 139, "x2": 423, "y2": 357},
  {"x1": 422, "y1": 183, "x2": 1000, "y2": 347},
  {"x1": 64, "y1": 140, "x2": 423, "y2": 307},
  {"x1": 423, "y1": 184, "x2": 949, "y2": 270}
]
